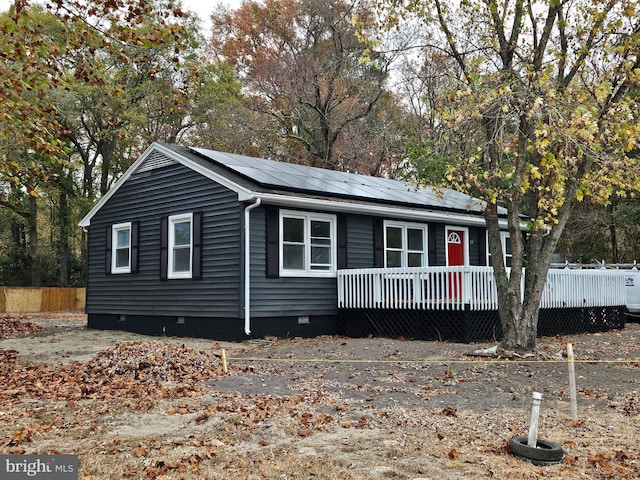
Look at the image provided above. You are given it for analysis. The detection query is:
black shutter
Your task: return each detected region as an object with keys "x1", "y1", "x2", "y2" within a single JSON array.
[
  {"x1": 373, "y1": 217, "x2": 384, "y2": 267},
  {"x1": 160, "y1": 217, "x2": 168, "y2": 280},
  {"x1": 429, "y1": 224, "x2": 447, "y2": 266},
  {"x1": 265, "y1": 207, "x2": 279, "y2": 278},
  {"x1": 105, "y1": 225, "x2": 112, "y2": 275},
  {"x1": 475, "y1": 227, "x2": 487, "y2": 266},
  {"x1": 192, "y1": 212, "x2": 202, "y2": 280},
  {"x1": 428, "y1": 224, "x2": 438, "y2": 266},
  {"x1": 130, "y1": 221, "x2": 139, "y2": 274},
  {"x1": 337, "y1": 214, "x2": 347, "y2": 269}
]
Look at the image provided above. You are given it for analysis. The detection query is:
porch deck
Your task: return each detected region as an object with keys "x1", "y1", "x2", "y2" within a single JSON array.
[{"x1": 336, "y1": 266, "x2": 627, "y2": 342}]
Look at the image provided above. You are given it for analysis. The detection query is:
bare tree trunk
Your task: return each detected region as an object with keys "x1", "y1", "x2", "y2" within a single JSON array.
[
  {"x1": 28, "y1": 195, "x2": 41, "y2": 287},
  {"x1": 58, "y1": 188, "x2": 70, "y2": 286},
  {"x1": 99, "y1": 140, "x2": 114, "y2": 196},
  {"x1": 11, "y1": 219, "x2": 25, "y2": 249},
  {"x1": 608, "y1": 203, "x2": 619, "y2": 264},
  {"x1": 80, "y1": 229, "x2": 87, "y2": 288}
]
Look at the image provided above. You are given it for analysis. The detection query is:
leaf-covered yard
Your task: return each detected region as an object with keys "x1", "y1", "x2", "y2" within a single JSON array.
[{"x1": 1, "y1": 312, "x2": 639, "y2": 479}]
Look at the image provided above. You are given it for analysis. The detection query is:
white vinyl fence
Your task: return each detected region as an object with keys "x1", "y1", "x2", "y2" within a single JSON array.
[{"x1": 337, "y1": 266, "x2": 626, "y2": 311}]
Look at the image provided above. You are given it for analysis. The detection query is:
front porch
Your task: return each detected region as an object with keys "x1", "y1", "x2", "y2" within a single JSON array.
[{"x1": 336, "y1": 267, "x2": 627, "y2": 342}]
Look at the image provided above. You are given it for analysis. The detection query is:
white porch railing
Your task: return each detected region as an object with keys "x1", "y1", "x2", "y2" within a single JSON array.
[{"x1": 337, "y1": 266, "x2": 627, "y2": 311}]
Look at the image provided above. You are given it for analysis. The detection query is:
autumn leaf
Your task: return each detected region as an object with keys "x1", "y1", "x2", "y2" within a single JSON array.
[
  {"x1": 588, "y1": 453, "x2": 614, "y2": 476},
  {"x1": 194, "y1": 413, "x2": 209, "y2": 424},
  {"x1": 441, "y1": 406, "x2": 458, "y2": 417},
  {"x1": 132, "y1": 444, "x2": 149, "y2": 457},
  {"x1": 0, "y1": 315, "x2": 44, "y2": 339}
]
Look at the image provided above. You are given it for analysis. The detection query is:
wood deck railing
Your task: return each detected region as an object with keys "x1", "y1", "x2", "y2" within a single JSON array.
[{"x1": 337, "y1": 266, "x2": 626, "y2": 311}]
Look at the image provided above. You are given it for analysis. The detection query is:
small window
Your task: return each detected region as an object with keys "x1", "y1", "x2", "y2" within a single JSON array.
[
  {"x1": 384, "y1": 221, "x2": 427, "y2": 268},
  {"x1": 504, "y1": 235, "x2": 513, "y2": 267},
  {"x1": 168, "y1": 213, "x2": 193, "y2": 279},
  {"x1": 487, "y1": 232, "x2": 512, "y2": 267},
  {"x1": 111, "y1": 222, "x2": 132, "y2": 274},
  {"x1": 280, "y1": 210, "x2": 336, "y2": 276}
]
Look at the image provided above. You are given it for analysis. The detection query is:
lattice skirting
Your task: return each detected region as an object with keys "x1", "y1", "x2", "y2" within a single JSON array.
[{"x1": 338, "y1": 306, "x2": 626, "y2": 343}]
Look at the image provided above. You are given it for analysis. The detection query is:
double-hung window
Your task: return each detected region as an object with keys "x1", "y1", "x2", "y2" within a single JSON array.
[
  {"x1": 487, "y1": 232, "x2": 513, "y2": 267},
  {"x1": 111, "y1": 222, "x2": 132, "y2": 274},
  {"x1": 280, "y1": 210, "x2": 336, "y2": 276},
  {"x1": 384, "y1": 221, "x2": 427, "y2": 268},
  {"x1": 168, "y1": 213, "x2": 193, "y2": 279},
  {"x1": 503, "y1": 235, "x2": 513, "y2": 267}
]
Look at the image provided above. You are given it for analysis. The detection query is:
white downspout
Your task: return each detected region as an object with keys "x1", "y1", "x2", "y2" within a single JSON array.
[{"x1": 244, "y1": 197, "x2": 261, "y2": 335}]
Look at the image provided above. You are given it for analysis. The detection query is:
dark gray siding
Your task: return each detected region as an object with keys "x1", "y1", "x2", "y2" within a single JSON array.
[
  {"x1": 469, "y1": 226, "x2": 488, "y2": 266},
  {"x1": 86, "y1": 164, "x2": 242, "y2": 317},
  {"x1": 248, "y1": 206, "x2": 338, "y2": 317},
  {"x1": 345, "y1": 215, "x2": 375, "y2": 268}
]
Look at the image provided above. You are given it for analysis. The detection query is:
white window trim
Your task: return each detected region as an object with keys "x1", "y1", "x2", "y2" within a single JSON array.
[
  {"x1": 279, "y1": 210, "x2": 337, "y2": 277},
  {"x1": 486, "y1": 231, "x2": 511, "y2": 267},
  {"x1": 168, "y1": 213, "x2": 193, "y2": 279},
  {"x1": 111, "y1": 222, "x2": 132, "y2": 274},
  {"x1": 383, "y1": 221, "x2": 428, "y2": 268},
  {"x1": 445, "y1": 225, "x2": 469, "y2": 266}
]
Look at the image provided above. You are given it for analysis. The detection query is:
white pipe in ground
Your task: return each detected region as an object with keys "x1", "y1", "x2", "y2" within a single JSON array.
[
  {"x1": 567, "y1": 343, "x2": 578, "y2": 420},
  {"x1": 527, "y1": 392, "x2": 543, "y2": 447}
]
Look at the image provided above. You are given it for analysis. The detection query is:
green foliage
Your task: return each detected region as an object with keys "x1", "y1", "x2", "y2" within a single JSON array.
[
  {"x1": 376, "y1": 0, "x2": 640, "y2": 351},
  {"x1": 0, "y1": 0, "x2": 213, "y2": 286},
  {"x1": 0, "y1": 0, "x2": 192, "y2": 193},
  {"x1": 397, "y1": 143, "x2": 451, "y2": 185}
]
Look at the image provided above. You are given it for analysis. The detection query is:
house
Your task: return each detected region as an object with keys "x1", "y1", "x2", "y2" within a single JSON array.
[{"x1": 79, "y1": 142, "x2": 517, "y2": 341}]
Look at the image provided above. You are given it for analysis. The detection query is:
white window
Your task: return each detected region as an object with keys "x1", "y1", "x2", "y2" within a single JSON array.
[
  {"x1": 487, "y1": 231, "x2": 512, "y2": 267},
  {"x1": 111, "y1": 222, "x2": 132, "y2": 274},
  {"x1": 168, "y1": 213, "x2": 193, "y2": 279},
  {"x1": 503, "y1": 234, "x2": 513, "y2": 267},
  {"x1": 384, "y1": 221, "x2": 428, "y2": 267},
  {"x1": 280, "y1": 210, "x2": 336, "y2": 276}
]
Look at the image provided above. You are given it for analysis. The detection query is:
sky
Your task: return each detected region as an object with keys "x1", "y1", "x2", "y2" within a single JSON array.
[
  {"x1": 0, "y1": 0, "x2": 241, "y2": 32},
  {"x1": 180, "y1": 0, "x2": 240, "y2": 31}
]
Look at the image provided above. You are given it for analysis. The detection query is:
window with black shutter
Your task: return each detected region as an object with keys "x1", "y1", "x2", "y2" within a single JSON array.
[{"x1": 160, "y1": 212, "x2": 202, "y2": 280}]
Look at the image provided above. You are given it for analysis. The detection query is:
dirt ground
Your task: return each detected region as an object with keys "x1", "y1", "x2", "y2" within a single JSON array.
[{"x1": 1, "y1": 311, "x2": 639, "y2": 479}]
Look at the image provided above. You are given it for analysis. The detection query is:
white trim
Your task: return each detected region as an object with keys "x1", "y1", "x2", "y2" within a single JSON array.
[
  {"x1": 383, "y1": 220, "x2": 428, "y2": 268},
  {"x1": 79, "y1": 143, "x2": 253, "y2": 227},
  {"x1": 79, "y1": 143, "x2": 524, "y2": 231},
  {"x1": 111, "y1": 222, "x2": 132, "y2": 274},
  {"x1": 445, "y1": 225, "x2": 470, "y2": 266},
  {"x1": 243, "y1": 198, "x2": 261, "y2": 336},
  {"x1": 168, "y1": 212, "x2": 193, "y2": 279},
  {"x1": 251, "y1": 192, "x2": 521, "y2": 229},
  {"x1": 487, "y1": 231, "x2": 513, "y2": 267},
  {"x1": 279, "y1": 209, "x2": 337, "y2": 277}
]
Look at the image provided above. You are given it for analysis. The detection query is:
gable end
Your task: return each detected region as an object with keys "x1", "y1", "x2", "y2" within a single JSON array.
[{"x1": 133, "y1": 150, "x2": 177, "y2": 174}]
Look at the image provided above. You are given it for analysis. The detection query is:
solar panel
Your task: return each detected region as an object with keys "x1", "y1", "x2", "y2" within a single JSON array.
[{"x1": 188, "y1": 147, "x2": 486, "y2": 213}]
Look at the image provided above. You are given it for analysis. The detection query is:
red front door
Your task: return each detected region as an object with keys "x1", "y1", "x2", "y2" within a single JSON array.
[{"x1": 447, "y1": 229, "x2": 465, "y2": 299}]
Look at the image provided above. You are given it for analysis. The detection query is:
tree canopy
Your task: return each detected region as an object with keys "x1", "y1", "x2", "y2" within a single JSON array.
[
  {"x1": 0, "y1": 0, "x2": 192, "y2": 193},
  {"x1": 377, "y1": 0, "x2": 640, "y2": 351},
  {"x1": 0, "y1": 0, "x2": 243, "y2": 286},
  {"x1": 209, "y1": 0, "x2": 407, "y2": 172}
]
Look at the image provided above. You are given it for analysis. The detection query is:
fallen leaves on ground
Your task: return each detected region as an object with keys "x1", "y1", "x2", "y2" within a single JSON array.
[
  {"x1": 1, "y1": 315, "x2": 639, "y2": 479},
  {"x1": 0, "y1": 341, "x2": 223, "y2": 406},
  {"x1": 0, "y1": 315, "x2": 43, "y2": 340}
]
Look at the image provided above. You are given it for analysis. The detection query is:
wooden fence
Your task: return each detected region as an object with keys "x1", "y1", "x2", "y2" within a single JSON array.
[{"x1": 0, "y1": 287, "x2": 86, "y2": 313}]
